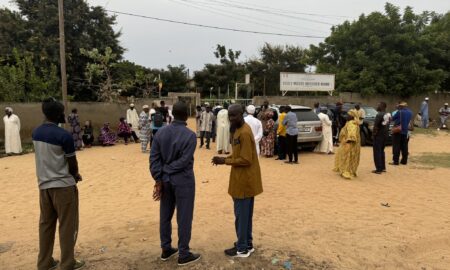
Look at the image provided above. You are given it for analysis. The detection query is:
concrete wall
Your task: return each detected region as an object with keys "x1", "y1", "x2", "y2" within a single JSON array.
[
  {"x1": 253, "y1": 92, "x2": 450, "y2": 120},
  {"x1": 0, "y1": 98, "x2": 176, "y2": 143}
]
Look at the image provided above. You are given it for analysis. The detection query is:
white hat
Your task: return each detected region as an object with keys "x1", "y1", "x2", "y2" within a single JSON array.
[
  {"x1": 130, "y1": 103, "x2": 135, "y2": 107},
  {"x1": 246, "y1": 105, "x2": 256, "y2": 115},
  {"x1": 142, "y1": 105, "x2": 149, "y2": 109},
  {"x1": 425, "y1": 97, "x2": 429, "y2": 101},
  {"x1": 445, "y1": 103, "x2": 449, "y2": 106},
  {"x1": 204, "y1": 102, "x2": 210, "y2": 106},
  {"x1": 5, "y1": 107, "x2": 13, "y2": 113}
]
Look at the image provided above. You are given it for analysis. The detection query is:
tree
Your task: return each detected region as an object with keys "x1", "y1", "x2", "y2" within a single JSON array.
[{"x1": 309, "y1": 3, "x2": 447, "y2": 97}]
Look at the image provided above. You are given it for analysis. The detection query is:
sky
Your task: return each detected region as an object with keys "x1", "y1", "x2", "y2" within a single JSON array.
[{"x1": 1, "y1": 0, "x2": 449, "y2": 72}]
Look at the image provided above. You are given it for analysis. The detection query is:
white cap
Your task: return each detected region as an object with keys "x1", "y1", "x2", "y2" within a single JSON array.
[
  {"x1": 204, "y1": 102, "x2": 210, "y2": 106},
  {"x1": 445, "y1": 103, "x2": 448, "y2": 106},
  {"x1": 425, "y1": 97, "x2": 429, "y2": 101},
  {"x1": 130, "y1": 103, "x2": 135, "y2": 107},
  {"x1": 142, "y1": 105, "x2": 149, "y2": 109},
  {"x1": 247, "y1": 105, "x2": 256, "y2": 114}
]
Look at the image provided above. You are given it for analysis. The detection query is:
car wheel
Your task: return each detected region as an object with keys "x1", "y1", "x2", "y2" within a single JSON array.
[{"x1": 360, "y1": 132, "x2": 367, "y2": 146}]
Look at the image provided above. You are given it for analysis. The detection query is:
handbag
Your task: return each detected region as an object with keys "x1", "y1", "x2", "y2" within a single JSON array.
[{"x1": 392, "y1": 111, "x2": 402, "y2": 134}]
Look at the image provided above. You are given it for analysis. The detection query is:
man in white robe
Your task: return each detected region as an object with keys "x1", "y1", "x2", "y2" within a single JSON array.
[
  {"x1": 244, "y1": 105, "x2": 263, "y2": 155},
  {"x1": 314, "y1": 107, "x2": 333, "y2": 154},
  {"x1": 3, "y1": 107, "x2": 22, "y2": 155},
  {"x1": 126, "y1": 103, "x2": 140, "y2": 132},
  {"x1": 216, "y1": 104, "x2": 231, "y2": 154}
]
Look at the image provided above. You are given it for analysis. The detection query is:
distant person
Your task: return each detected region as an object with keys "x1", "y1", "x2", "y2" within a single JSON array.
[
  {"x1": 260, "y1": 110, "x2": 275, "y2": 158},
  {"x1": 117, "y1": 117, "x2": 138, "y2": 145},
  {"x1": 354, "y1": 104, "x2": 365, "y2": 120},
  {"x1": 257, "y1": 100, "x2": 269, "y2": 121},
  {"x1": 126, "y1": 103, "x2": 140, "y2": 133},
  {"x1": 139, "y1": 105, "x2": 151, "y2": 153},
  {"x1": 314, "y1": 107, "x2": 333, "y2": 154},
  {"x1": 199, "y1": 105, "x2": 214, "y2": 149},
  {"x1": 212, "y1": 104, "x2": 263, "y2": 258},
  {"x1": 276, "y1": 106, "x2": 287, "y2": 160},
  {"x1": 216, "y1": 103, "x2": 231, "y2": 154},
  {"x1": 159, "y1": 100, "x2": 170, "y2": 126},
  {"x1": 150, "y1": 106, "x2": 165, "y2": 146},
  {"x1": 195, "y1": 106, "x2": 202, "y2": 137},
  {"x1": 390, "y1": 102, "x2": 413, "y2": 165},
  {"x1": 32, "y1": 98, "x2": 84, "y2": 270},
  {"x1": 244, "y1": 105, "x2": 263, "y2": 155},
  {"x1": 419, "y1": 97, "x2": 429, "y2": 128},
  {"x1": 333, "y1": 109, "x2": 361, "y2": 179},
  {"x1": 438, "y1": 103, "x2": 449, "y2": 129},
  {"x1": 282, "y1": 106, "x2": 299, "y2": 164},
  {"x1": 313, "y1": 102, "x2": 320, "y2": 114},
  {"x1": 150, "y1": 101, "x2": 201, "y2": 266},
  {"x1": 3, "y1": 107, "x2": 22, "y2": 155},
  {"x1": 82, "y1": 120, "x2": 94, "y2": 148},
  {"x1": 332, "y1": 102, "x2": 346, "y2": 146},
  {"x1": 212, "y1": 103, "x2": 222, "y2": 143},
  {"x1": 413, "y1": 113, "x2": 422, "y2": 127},
  {"x1": 99, "y1": 123, "x2": 116, "y2": 146},
  {"x1": 67, "y1": 108, "x2": 82, "y2": 151},
  {"x1": 372, "y1": 102, "x2": 388, "y2": 174}
]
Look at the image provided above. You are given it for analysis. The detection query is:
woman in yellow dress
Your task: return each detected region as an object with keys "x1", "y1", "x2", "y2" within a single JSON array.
[{"x1": 333, "y1": 109, "x2": 361, "y2": 179}]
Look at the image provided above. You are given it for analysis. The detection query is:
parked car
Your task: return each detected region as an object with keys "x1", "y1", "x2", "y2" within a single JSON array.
[
  {"x1": 271, "y1": 105, "x2": 323, "y2": 150},
  {"x1": 325, "y1": 102, "x2": 393, "y2": 146}
]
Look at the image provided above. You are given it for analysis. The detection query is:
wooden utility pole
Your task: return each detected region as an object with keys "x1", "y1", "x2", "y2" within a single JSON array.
[{"x1": 58, "y1": 0, "x2": 68, "y2": 116}]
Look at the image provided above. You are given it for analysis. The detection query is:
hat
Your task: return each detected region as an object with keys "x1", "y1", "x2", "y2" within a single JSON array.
[
  {"x1": 204, "y1": 102, "x2": 210, "y2": 106},
  {"x1": 130, "y1": 103, "x2": 135, "y2": 107},
  {"x1": 399, "y1": 101, "x2": 408, "y2": 107},
  {"x1": 142, "y1": 105, "x2": 149, "y2": 109},
  {"x1": 445, "y1": 103, "x2": 449, "y2": 106},
  {"x1": 246, "y1": 105, "x2": 256, "y2": 115},
  {"x1": 5, "y1": 107, "x2": 13, "y2": 113},
  {"x1": 425, "y1": 97, "x2": 429, "y2": 101}
]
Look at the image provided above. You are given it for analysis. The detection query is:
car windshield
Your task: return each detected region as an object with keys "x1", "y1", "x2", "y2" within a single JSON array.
[
  {"x1": 363, "y1": 107, "x2": 377, "y2": 118},
  {"x1": 292, "y1": 109, "x2": 319, "y2": 121}
]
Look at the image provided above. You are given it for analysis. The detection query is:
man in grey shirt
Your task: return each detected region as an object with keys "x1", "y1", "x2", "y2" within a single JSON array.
[
  {"x1": 32, "y1": 98, "x2": 85, "y2": 270},
  {"x1": 282, "y1": 106, "x2": 299, "y2": 164}
]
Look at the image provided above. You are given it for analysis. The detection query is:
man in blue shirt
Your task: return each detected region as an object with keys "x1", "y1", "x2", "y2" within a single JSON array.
[
  {"x1": 150, "y1": 101, "x2": 201, "y2": 266},
  {"x1": 32, "y1": 98, "x2": 84, "y2": 270},
  {"x1": 390, "y1": 101, "x2": 413, "y2": 165},
  {"x1": 282, "y1": 106, "x2": 299, "y2": 164}
]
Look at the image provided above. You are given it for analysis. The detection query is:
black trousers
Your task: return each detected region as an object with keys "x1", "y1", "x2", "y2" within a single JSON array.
[
  {"x1": 234, "y1": 197, "x2": 254, "y2": 252},
  {"x1": 373, "y1": 135, "x2": 386, "y2": 172},
  {"x1": 392, "y1": 133, "x2": 409, "y2": 164},
  {"x1": 286, "y1": 134, "x2": 298, "y2": 162},
  {"x1": 278, "y1": 136, "x2": 287, "y2": 160},
  {"x1": 200, "y1": 131, "x2": 211, "y2": 148},
  {"x1": 160, "y1": 181, "x2": 195, "y2": 260}
]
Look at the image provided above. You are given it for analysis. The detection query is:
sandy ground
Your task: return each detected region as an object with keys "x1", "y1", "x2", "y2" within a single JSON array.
[{"x1": 1, "y1": 119, "x2": 450, "y2": 270}]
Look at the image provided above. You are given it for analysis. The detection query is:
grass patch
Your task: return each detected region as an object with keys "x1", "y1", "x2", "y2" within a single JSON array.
[
  {"x1": 411, "y1": 152, "x2": 450, "y2": 169},
  {"x1": 0, "y1": 142, "x2": 34, "y2": 158}
]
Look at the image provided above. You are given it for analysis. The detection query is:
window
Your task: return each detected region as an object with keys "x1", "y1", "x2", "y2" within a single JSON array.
[{"x1": 292, "y1": 110, "x2": 319, "y2": 121}]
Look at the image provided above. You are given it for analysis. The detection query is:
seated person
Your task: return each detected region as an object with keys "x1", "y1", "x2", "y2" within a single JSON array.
[
  {"x1": 82, "y1": 120, "x2": 94, "y2": 147},
  {"x1": 413, "y1": 113, "x2": 422, "y2": 127},
  {"x1": 117, "y1": 117, "x2": 139, "y2": 144},
  {"x1": 98, "y1": 122, "x2": 116, "y2": 146}
]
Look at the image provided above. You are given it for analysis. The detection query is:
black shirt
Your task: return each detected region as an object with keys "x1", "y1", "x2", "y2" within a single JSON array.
[{"x1": 373, "y1": 111, "x2": 388, "y2": 138}]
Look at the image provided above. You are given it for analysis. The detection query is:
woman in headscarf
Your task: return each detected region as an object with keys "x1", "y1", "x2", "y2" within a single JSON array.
[
  {"x1": 333, "y1": 109, "x2": 361, "y2": 179},
  {"x1": 260, "y1": 110, "x2": 275, "y2": 157},
  {"x1": 99, "y1": 122, "x2": 116, "y2": 146},
  {"x1": 67, "y1": 108, "x2": 82, "y2": 150}
]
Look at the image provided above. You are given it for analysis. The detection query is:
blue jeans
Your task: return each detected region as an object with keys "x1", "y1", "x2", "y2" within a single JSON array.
[{"x1": 233, "y1": 197, "x2": 254, "y2": 252}]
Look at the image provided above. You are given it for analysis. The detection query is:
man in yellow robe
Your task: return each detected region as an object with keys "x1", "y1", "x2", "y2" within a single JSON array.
[{"x1": 333, "y1": 109, "x2": 361, "y2": 179}]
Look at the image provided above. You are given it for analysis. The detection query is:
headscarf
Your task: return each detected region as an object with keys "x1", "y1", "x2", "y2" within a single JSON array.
[
  {"x1": 5, "y1": 107, "x2": 13, "y2": 113},
  {"x1": 348, "y1": 109, "x2": 360, "y2": 125}
]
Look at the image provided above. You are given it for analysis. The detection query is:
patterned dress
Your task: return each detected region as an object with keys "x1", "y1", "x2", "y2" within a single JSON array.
[
  {"x1": 333, "y1": 117, "x2": 361, "y2": 179},
  {"x1": 261, "y1": 111, "x2": 275, "y2": 157},
  {"x1": 68, "y1": 113, "x2": 82, "y2": 149},
  {"x1": 99, "y1": 123, "x2": 117, "y2": 146},
  {"x1": 139, "y1": 111, "x2": 152, "y2": 152}
]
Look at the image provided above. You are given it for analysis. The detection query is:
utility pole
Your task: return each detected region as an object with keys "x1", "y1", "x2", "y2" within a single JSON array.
[{"x1": 58, "y1": 0, "x2": 68, "y2": 118}]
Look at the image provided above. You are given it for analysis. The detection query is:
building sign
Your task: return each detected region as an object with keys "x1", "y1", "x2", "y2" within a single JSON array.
[{"x1": 280, "y1": 72, "x2": 335, "y2": 92}]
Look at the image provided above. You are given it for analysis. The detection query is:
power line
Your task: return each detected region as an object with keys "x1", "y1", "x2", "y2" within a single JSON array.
[{"x1": 106, "y1": 10, "x2": 327, "y2": 38}]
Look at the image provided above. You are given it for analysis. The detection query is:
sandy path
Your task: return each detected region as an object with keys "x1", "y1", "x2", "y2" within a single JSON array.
[{"x1": 1, "y1": 121, "x2": 449, "y2": 270}]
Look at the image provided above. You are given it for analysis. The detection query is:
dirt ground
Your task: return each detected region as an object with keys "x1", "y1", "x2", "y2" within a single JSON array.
[{"x1": 1, "y1": 119, "x2": 450, "y2": 270}]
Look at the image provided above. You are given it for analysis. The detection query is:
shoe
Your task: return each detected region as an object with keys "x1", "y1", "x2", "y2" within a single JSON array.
[
  {"x1": 218, "y1": 150, "x2": 223, "y2": 154},
  {"x1": 224, "y1": 152, "x2": 230, "y2": 155},
  {"x1": 161, "y1": 247, "x2": 178, "y2": 261},
  {"x1": 233, "y1": 242, "x2": 255, "y2": 254},
  {"x1": 400, "y1": 162, "x2": 407, "y2": 165},
  {"x1": 284, "y1": 161, "x2": 293, "y2": 164},
  {"x1": 47, "y1": 259, "x2": 59, "y2": 270},
  {"x1": 293, "y1": 161, "x2": 299, "y2": 164},
  {"x1": 199, "y1": 145, "x2": 203, "y2": 149},
  {"x1": 178, "y1": 253, "x2": 201, "y2": 266},
  {"x1": 206, "y1": 147, "x2": 210, "y2": 150},
  {"x1": 224, "y1": 247, "x2": 250, "y2": 258},
  {"x1": 371, "y1": 170, "x2": 382, "y2": 174},
  {"x1": 73, "y1": 259, "x2": 85, "y2": 270},
  {"x1": 382, "y1": 169, "x2": 387, "y2": 172},
  {"x1": 389, "y1": 162, "x2": 399, "y2": 166}
]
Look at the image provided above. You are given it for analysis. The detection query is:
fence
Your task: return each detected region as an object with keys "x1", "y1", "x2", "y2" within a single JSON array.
[{"x1": 200, "y1": 99, "x2": 253, "y2": 107}]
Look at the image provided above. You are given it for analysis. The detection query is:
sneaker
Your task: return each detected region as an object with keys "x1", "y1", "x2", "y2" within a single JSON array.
[
  {"x1": 160, "y1": 247, "x2": 178, "y2": 261},
  {"x1": 73, "y1": 259, "x2": 85, "y2": 270},
  {"x1": 47, "y1": 259, "x2": 59, "y2": 270},
  {"x1": 178, "y1": 253, "x2": 201, "y2": 266},
  {"x1": 389, "y1": 162, "x2": 399, "y2": 166},
  {"x1": 233, "y1": 242, "x2": 255, "y2": 254},
  {"x1": 371, "y1": 170, "x2": 382, "y2": 174},
  {"x1": 224, "y1": 247, "x2": 251, "y2": 258}
]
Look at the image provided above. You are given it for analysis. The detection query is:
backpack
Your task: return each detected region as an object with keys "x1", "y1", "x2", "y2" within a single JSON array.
[{"x1": 153, "y1": 111, "x2": 164, "y2": 128}]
